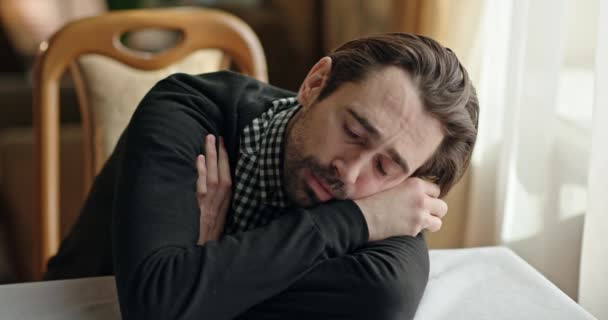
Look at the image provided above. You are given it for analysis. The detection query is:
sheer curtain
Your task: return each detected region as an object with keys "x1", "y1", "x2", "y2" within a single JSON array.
[
  {"x1": 464, "y1": 0, "x2": 604, "y2": 306},
  {"x1": 578, "y1": 0, "x2": 608, "y2": 318}
]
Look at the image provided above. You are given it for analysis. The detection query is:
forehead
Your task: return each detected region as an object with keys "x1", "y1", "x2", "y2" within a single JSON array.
[
  {"x1": 349, "y1": 67, "x2": 420, "y2": 119},
  {"x1": 333, "y1": 66, "x2": 443, "y2": 170}
]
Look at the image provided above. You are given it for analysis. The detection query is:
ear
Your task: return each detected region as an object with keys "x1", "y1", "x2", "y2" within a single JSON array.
[{"x1": 297, "y1": 57, "x2": 332, "y2": 107}]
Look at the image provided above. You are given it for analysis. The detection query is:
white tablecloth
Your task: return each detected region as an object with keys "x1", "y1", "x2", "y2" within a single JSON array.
[
  {"x1": 415, "y1": 247, "x2": 595, "y2": 319},
  {"x1": 0, "y1": 247, "x2": 595, "y2": 319}
]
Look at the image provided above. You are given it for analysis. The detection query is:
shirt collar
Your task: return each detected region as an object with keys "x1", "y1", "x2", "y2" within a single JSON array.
[
  {"x1": 258, "y1": 99, "x2": 300, "y2": 207},
  {"x1": 228, "y1": 97, "x2": 300, "y2": 234}
]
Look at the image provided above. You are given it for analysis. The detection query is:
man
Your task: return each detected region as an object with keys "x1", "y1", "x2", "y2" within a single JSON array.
[{"x1": 45, "y1": 33, "x2": 478, "y2": 319}]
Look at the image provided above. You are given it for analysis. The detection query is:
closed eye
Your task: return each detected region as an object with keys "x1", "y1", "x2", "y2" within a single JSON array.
[
  {"x1": 376, "y1": 158, "x2": 388, "y2": 176},
  {"x1": 343, "y1": 124, "x2": 363, "y2": 141}
]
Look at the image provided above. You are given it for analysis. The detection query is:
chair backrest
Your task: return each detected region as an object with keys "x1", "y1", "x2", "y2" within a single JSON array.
[{"x1": 33, "y1": 8, "x2": 267, "y2": 279}]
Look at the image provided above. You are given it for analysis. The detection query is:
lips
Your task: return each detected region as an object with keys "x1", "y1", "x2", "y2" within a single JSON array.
[{"x1": 306, "y1": 171, "x2": 333, "y2": 202}]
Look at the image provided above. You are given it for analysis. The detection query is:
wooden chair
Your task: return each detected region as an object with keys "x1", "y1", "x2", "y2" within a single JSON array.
[{"x1": 32, "y1": 8, "x2": 267, "y2": 279}]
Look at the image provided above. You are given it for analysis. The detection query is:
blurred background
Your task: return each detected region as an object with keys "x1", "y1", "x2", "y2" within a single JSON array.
[{"x1": 0, "y1": 0, "x2": 605, "y2": 317}]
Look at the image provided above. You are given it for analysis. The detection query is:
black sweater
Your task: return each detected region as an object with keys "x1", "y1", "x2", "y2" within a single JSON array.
[{"x1": 45, "y1": 71, "x2": 430, "y2": 320}]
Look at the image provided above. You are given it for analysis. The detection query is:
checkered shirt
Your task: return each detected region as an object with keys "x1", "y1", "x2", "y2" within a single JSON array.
[{"x1": 225, "y1": 97, "x2": 301, "y2": 234}]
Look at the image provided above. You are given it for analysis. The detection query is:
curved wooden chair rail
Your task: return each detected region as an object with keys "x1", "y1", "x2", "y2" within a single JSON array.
[{"x1": 32, "y1": 7, "x2": 267, "y2": 279}]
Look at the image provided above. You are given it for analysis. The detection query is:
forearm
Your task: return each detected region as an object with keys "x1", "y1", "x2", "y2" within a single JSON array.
[
  {"x1": 237, "y1": 234, "x2": 430, "y2": 320},
  {"x1": 114, "y1": 200, "x2": 368, "y2": 320}
]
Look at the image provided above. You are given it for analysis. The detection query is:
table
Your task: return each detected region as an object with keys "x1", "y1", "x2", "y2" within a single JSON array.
[
  {"x1": 416, "y1": 247, "x2": 595, "y2": 319},
  {"x1": 0, "y1": 247, "x2": 595, "y2": 319}
]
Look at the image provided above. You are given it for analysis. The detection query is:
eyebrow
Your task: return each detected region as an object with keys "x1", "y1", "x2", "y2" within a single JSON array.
[
  {"x1": 347, "y1": 108, "x2": 380, "y2": 138},
  {"x1": 387, "y1": 148, "x2": 410, "y2": 175},
  {"x1": 347, "y1": 108, "x2": 411, "y2": 175}
]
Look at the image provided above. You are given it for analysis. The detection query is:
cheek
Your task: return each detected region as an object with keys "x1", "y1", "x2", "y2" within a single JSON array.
[
  {"x1": 307, "y1": 114, "x2": 342, "y2": 158},
  {"x1": 303, "y1": 128, "x2": 332, "y2": 161}
]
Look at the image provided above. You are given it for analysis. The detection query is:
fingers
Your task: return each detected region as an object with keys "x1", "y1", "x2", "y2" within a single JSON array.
[
  {"x1": 196, "y1": 155, "x2": 207, "y2": 195},
  {"x1": 200, "y1": 134, "x2": 232, "y2": 194},
  {"x1": 423, "y1": 197, "x2": 446, "y2": 233},
  {"x1": 425, "y1": 215, "x2": 443, "y2": 232},
  {"x1": 197, "y1": 135, "x2": 232, "y2": 245},
  {"x1": 205, "y1": 135, "x2": 218, "y2": 186},
  {"x1": 424, "y1": 181, "x2": 441, "y2": 198},
  {"x1": 404, "y1": 177, "x2": 441, "y2": 198},
  {"x1": 427, "y1": 197, "x2": 448, "y2": 219},
  {"x1": 217, "y1": 137, "x2": 232, "y2": 189}
]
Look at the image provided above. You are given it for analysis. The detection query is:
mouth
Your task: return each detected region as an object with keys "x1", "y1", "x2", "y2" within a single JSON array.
[{"x1": 305, "y1": 171, "x2": 334, "y2": 202}]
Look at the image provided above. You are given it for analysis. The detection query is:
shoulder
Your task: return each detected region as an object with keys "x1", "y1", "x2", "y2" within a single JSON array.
[
  {"x1": 139, "y1": 71, "x2": 292, "y2": 115},
  {"x1": 146, "y1": 71, "x2": 296, "y2": 131},
  {"x1": 124, "y1": 71, "x2": 296, "y2": 154},
  {"x1": 153, "y1": 70, "x2": 295, "y2": 104}
]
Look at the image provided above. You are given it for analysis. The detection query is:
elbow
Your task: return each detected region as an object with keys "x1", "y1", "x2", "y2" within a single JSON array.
[
  {"x1": 116, "y1": 271, "x2": 173, "y2": 320},
  {"x1": 386, "y1": 240, "x2": 430, "y2": 319},
  {"x1": 359, "y1": 242, "x2": 430, "y2": 320},
  {"x1": 360, "y1": 275, "x2": 429, "y2": 320},
  {"x1": 117, "y1": 271, "x2": 199, "y2": 320},
  {"x1": 114, "y1": 248, "x2": 203, "y2": 320}
]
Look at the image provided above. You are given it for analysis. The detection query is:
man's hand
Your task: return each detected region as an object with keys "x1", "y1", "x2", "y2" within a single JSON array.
[
  {"x1": 354, "y1": 177, "x2": 447, "y2": 241},
  {"x1": 196, "y1": 135, "x2": 232, "y2": 245}
]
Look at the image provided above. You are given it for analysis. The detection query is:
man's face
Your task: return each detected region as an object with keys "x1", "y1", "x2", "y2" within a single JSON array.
[{"x1": 283, "y1": 60, "x2": 445, "y2": 207}]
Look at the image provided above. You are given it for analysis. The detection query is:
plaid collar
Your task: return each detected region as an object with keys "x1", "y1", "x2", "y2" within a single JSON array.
[{"x1": 226, "y1": 97, "x2": 300, "y2": 234}]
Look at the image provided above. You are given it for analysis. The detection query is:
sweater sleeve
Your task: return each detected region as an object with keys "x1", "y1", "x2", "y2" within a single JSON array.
[
  {"x1": 112, "y1": 75, "x2": 369, "y2": 320},
  {"x1": 236, "y1": 233, "x2": 430, "y2": 320}
]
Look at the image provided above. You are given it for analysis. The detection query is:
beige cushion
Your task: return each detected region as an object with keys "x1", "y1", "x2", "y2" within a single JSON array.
[{"x1": 76, "y1": 50, "x2": 224, "y2": 173}]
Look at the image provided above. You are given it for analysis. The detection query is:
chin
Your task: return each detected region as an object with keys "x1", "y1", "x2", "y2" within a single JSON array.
[
  {"x1": 288, "y1": 186, "x2": 319, "y2": 208},
  {"x1": 294, "y1": 194, "x2": 317, "y2": 208}
]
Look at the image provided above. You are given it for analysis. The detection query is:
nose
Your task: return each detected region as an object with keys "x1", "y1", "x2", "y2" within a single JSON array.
[{"x1": 332, "y1": 156, "x2": 367, "y2": 186}]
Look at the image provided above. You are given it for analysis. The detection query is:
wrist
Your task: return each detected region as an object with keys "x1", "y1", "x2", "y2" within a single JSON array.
[
  {"x1": 307, "y1": 200, "x2": 369, "y2": 255},
  {"x1": 353, "y1": 199, "x2": 376, "y2": 241}
]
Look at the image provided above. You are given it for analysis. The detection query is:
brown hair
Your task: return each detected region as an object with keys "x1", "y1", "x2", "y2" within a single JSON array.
[{"x1": 319, "y1": 33, "x2": 479, "y2": 197}]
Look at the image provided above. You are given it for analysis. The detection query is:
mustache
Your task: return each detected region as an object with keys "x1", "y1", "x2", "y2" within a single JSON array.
[{"x1": 301, "y1": 157, "x2": 347, "y2": 198}]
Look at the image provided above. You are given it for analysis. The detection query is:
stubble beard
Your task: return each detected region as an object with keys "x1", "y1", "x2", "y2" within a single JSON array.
[{"x1": 283, "y1": 111, "x2": 347, "y2": 207}]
